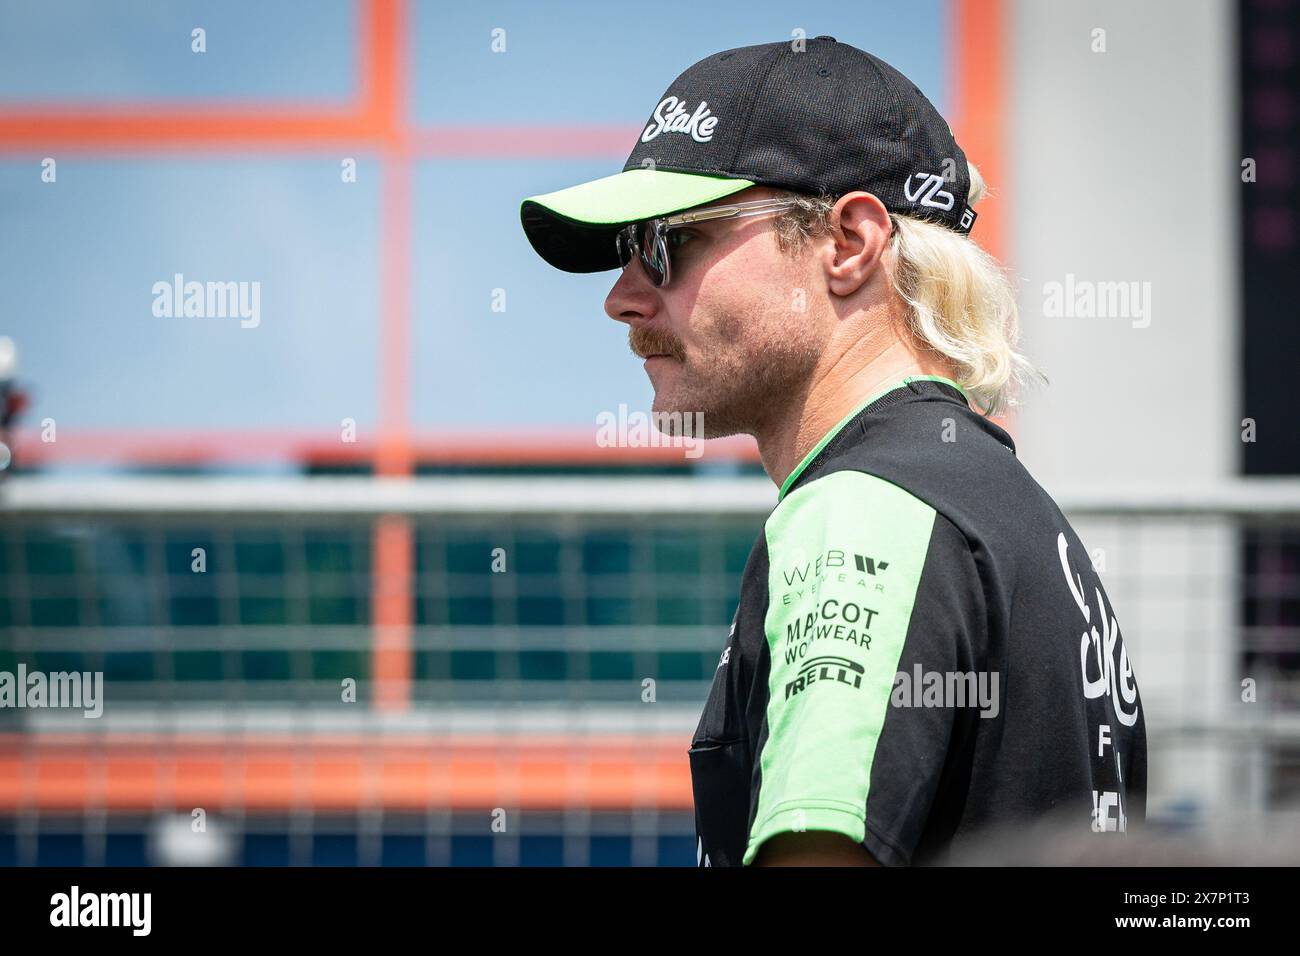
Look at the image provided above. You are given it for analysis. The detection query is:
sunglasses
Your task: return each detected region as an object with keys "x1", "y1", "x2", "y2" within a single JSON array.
[{"x1": 614, "y1": 196, "x2": 801, "y2": 288}]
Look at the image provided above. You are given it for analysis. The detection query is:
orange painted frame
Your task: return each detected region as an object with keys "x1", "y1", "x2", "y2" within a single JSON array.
[{"x1": 0, "y1": 733, "x2": 694, "y2": 812}]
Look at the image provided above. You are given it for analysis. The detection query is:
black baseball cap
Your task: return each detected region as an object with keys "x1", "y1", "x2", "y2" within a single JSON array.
[{"x1": 520, "y1": 35, "x2": 976, "y2": 274}]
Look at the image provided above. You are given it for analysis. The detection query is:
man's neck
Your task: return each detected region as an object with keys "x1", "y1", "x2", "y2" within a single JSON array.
[{"x1": 755, "y1": 337, "x2": 957, "y2": 492}]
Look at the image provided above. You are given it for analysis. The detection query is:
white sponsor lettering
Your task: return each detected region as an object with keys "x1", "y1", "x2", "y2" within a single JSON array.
[{"x1": 641, "y1": 96, "x2": 719, "y2": 143}]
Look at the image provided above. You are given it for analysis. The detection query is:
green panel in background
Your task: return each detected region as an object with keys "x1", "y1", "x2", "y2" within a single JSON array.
[
  {"x1": 448, "y1": 595, "x2": 493, "y2": 625},
  {"x1": 512, "y1": 532, "x2": 563, "y2": 575},
  {"x1": 311, "y1": 650, "x2": 367, "y2": 682},
  {"x1": 173, "y1": 651, "x2": 224, "y2": 682},
  {"x1": 241, "y1": 651, "x2": 292, "y2": 682},
  {"x1": 583, "y1": 532, "x2": 632, "y2": 575},
  {"x1": 29, "y1": 598, "x2": 79, "y2": 628},
  {"x1": 656, "y1": 651, "x2": 711, "y2": 682},
  {"x1": 517, "y1": 594, "x2": 565, "y2": 625},
  {"x1": 23, "y1": 530, "x2": 79, "y2": 575},
  {"x1": 519, "y1": 650, "x2": 567, "y2": 681},
  {"x1": 450, "y1": 650, "x2": 496, "y2": 681},
  {"x1": 652, "y1": 529, "x2": 701, "y2": 575},
  {"x1": 103, "y1": 651, "x2": 155, "y2": 682},
  {"x1": 163, "y1": 530, "x2": 217, "y2": 577},
  {"x1": 589, "y1": 651, "x2": 636, "y2": 681},
  {"x1": 168, "y1": 595, "x2": 220, "y2": 627},
  {"x1": 310, "y1": 589, "x2": 365, "y2": 626},
  {"x1": 584, "y1": 596, "x2": 634, "y2": 626}
]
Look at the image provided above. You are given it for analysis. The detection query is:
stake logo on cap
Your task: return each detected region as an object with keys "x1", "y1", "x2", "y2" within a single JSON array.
[
  {"x1": 521, "y1": 36, "x2": 977, "y2": 275},
  {"x1": 642, "y1": 96, "x2": 720, "y2": 143}
]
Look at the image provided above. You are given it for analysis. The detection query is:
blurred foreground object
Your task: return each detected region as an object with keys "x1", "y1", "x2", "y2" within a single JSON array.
[
  {"x1": 0, "y1": 336, "x2": 29, "y2": 477},
  {"x1": 148, "y1": 813, "x2": 238, "y2": 867},
  {"x1": 942, "y1": 805, "x2": 1300, "y2": 865}
]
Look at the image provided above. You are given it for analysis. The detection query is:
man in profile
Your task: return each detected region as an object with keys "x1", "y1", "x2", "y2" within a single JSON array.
[{"x1": 520, "y1": 36, "x2": 1146, "y2": 866}]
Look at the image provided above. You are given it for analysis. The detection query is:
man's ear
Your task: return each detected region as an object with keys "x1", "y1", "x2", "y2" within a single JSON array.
[{"x1": 822, "y1": 191, "x2": 892, "y2": 298}]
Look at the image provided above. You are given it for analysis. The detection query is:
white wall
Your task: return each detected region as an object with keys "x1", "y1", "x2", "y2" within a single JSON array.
[{"x1": 1010, "y1": 0, "x2": 1241, "y2": 829}]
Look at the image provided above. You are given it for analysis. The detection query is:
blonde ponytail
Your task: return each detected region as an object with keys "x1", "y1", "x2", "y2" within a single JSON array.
[{"x1": 774, "y1": 165, "x2": 1045, "y2": 416}]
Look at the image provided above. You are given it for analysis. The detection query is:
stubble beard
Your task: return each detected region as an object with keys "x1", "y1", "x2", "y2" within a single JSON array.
[{"x1": 651, "y1": 325, "x2": 821, "y2": 441}]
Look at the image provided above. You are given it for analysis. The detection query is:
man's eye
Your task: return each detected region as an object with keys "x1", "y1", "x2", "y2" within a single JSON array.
[{"x1": 668, "y1": 230, "x2": 695, "y2": 251}]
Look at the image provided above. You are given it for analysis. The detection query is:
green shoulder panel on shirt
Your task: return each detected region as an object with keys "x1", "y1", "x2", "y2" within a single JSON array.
[{"x1": 744, "y1": 469, "x2": 937, "y2": 865}]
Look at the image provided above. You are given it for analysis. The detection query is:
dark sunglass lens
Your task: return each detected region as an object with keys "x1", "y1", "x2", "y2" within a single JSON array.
[
  {"x1": 619, "y1": 225, "x2": 644, "y2": 267},
  {"x1": 616, "y1": 222, "x2": 666, "y2": 285},
  {"x1": 644, "y1": 224, "x2": 667, "y2": 286}
]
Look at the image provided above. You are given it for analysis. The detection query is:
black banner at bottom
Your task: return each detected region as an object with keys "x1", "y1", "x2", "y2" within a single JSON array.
[{"x1": 0, "y1": 865, "x2": 1284, "y2": 941}]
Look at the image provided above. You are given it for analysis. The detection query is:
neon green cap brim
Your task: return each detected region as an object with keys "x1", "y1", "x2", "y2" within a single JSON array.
[{"x1": 520, "y1": 167, "x2": 755, "y2": 274}]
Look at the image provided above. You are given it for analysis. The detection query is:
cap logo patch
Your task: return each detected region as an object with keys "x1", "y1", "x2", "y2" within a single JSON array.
[
  {"x1": 641, "y1": 96, "x2": 719, "y2": 144},
  {"x1": 903, "y1": 171, "x2": 956, "y2": 210}
]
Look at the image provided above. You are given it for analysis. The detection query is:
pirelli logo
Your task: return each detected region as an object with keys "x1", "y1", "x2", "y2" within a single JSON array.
[{"x1": 784, "y1": 655, "x2": 865, "y2": 699}]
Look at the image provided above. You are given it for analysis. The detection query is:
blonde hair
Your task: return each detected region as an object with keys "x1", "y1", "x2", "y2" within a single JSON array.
[{"x1": 772, "y1": 165, "x2": 1044, "y2": 417}]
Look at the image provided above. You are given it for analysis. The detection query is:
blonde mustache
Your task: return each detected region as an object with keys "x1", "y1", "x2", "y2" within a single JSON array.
[{"x1": 628, "y1": 326, "x2": 686, "y2": 361}]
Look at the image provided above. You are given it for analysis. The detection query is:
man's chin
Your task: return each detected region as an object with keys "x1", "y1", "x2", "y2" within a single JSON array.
[
  {"x1": 649, "y1": 392, "x2": 745, "y2": 441},
  {"x1": 649, "y1": 374, "x2": 694, "y2": 414}
]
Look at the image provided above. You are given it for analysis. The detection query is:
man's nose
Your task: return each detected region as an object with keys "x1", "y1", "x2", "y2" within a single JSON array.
[{"x1": 603, "y1": 260, "x2": 659, "y2": 325}]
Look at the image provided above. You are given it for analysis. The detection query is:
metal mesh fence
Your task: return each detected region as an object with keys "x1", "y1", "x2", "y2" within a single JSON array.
[{"x1": 2, "y1": 476, "x2": 1298, "y2": 865}]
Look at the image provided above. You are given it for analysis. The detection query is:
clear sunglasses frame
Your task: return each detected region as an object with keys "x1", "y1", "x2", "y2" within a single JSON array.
[{"x1": 614, "y1": 196, "x2": 802, "y2": 288}]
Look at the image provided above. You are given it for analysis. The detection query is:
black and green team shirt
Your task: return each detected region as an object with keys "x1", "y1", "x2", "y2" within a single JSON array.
[{"x1": 690, "y1": 376, "x2": 1147, "y2": 866}]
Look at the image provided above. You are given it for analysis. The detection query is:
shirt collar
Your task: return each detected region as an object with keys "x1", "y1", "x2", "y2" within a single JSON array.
[{"x1": 776, "y1": 375, "x2": 970, "y2": 502}]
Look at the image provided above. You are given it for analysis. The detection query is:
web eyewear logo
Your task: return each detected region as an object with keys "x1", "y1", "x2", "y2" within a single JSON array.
[
  {"x1": 903, "y1": 171, "x2": 955, "y2": 210},
  {"x1": 781, "y1": 548, "x2": 889, "y2": 586},
  {"x1": 853, "y1": 553, "x2": 889, "y2": 575},
  {"x1": 641, "y1": 96, "x2": 719, "y2": 143},
  {"x1": 785, "y1": 655, "x2": 864, "y2": 699}
]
